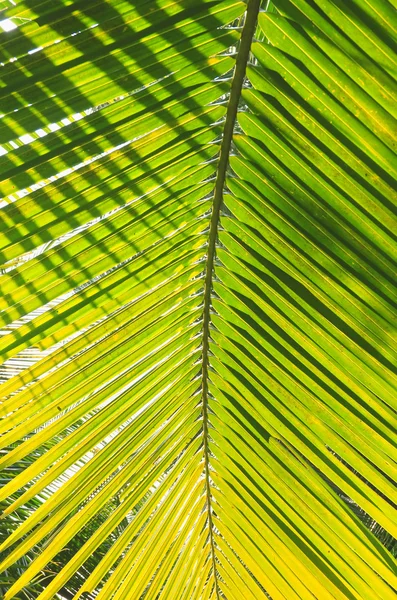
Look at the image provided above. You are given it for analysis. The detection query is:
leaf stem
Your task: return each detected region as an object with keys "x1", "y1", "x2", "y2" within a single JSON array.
[{"x1": 200, "y1": 0, "x2": 262, "y2": 596}]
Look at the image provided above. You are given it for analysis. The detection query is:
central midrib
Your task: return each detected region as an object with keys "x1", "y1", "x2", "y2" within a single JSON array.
[{"x1": 200, "y1": 0, "x2": 262, "y2": 596}]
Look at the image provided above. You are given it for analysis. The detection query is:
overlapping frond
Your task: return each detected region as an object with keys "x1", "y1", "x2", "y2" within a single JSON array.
[{"x1": 0, "y1": 0, "x2": 396, "y2": 599}]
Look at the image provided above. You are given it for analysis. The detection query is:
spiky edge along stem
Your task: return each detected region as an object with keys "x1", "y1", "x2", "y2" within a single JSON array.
[{"x1": 200, "y1": 0, "x2": 262, "y2": 596}]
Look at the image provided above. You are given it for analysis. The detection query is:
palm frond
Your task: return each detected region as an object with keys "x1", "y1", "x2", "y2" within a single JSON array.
[{"x1": 0, "y1": 0, "x2": 396, "y2": 599}]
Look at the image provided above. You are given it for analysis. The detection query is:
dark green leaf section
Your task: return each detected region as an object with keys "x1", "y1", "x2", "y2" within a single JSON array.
[{"x1": 208, "y1": 2, "x2": 397, "y2": 598}]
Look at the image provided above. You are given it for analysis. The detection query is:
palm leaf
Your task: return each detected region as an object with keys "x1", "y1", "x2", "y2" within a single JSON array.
[{"x1": 0, "y1": 0, "x2": 396, "y2": 598}]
